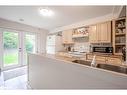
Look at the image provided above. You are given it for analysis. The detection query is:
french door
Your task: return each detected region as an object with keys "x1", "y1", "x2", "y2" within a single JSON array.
[
  {"x1": 0, "y1": 28, "x2": 37, "y2": 70},
  {"x1": 23, "y1": 33, "x2": 36, "y2": 65}
]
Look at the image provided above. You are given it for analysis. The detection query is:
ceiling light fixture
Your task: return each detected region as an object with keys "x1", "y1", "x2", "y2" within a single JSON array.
[{"x1": 39, "y1": 8, "x2": 54, "y2": 16}]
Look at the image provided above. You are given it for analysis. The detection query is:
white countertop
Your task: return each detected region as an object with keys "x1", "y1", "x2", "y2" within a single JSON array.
[{"x1": 28, "y1": 53, "x2": 127, "y2": 89}]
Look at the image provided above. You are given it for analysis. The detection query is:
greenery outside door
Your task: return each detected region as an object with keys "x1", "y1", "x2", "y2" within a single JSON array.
[
  {"x1": 1, "y1": 29, "x2": 37, "y2": 70},
  {"x1": 3, "y1": 31, "x2": 21, "y2": 69}
]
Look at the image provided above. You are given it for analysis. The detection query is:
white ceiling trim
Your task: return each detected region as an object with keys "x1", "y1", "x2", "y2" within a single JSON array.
[
  {"x1": 112, "y1": 6, "x2": 123, "y2": 18},
  {"x1": 117, "y1": 6, "x2": 124, "y2": 17}
]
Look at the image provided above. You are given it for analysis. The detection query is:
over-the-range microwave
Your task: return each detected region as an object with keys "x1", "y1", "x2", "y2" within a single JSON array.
[{"x1": 92, "y1": 47, "x2": 113, "y2": 54}]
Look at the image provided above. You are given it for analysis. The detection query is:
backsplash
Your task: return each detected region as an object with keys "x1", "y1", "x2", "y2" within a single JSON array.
[
  {"x1": 74, "y1": 42, "x2": 90, "y2": 52},
  {"x1": 63, "y1": 36, "x2": 112, "y2": 53},
  {"x1": 73, "y1": 37, "x2": 90, "y2": 52}
]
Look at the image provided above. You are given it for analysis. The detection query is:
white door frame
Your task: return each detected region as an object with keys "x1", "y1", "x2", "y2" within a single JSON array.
[
  {"x1": 1, "y1": 28, "x2": 22, "y2": 71},
  {"x1": 0, "y1": 28, "x2": 38, "y2": 71},
  {"x1": 0, "y1": 29, "x2": 3, "y2": 71}
]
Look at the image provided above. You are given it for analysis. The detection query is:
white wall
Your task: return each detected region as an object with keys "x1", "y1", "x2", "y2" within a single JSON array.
[
  {"x1": 37, "y1": 31, "x2": 48, "y2": 53},
  {"x1": 0, "y1": 18, "x2": 49, "y2": 69},
  {"x1": 0, "y1": 31, "x2": 2, "y2": 69},
  {"x1": 0, "y1": 18, "x2": 48, "y2": 33},
  {"x1": 0, "y1": 18, "x2": 49, "y2": 53}
]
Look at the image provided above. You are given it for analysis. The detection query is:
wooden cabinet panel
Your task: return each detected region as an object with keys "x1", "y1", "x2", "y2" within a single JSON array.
[
  {"x1": 89, "y1": 25, "x2": 98, "y2": 43},
  {"x1": 96, "y1": 56, "x2": 106, "y2": 62},
  {"x1": 62, "y1": 29, "x2": 73, "y2": 44},
  {"x1": 87, "y1": 54, "x2": 94, "y2": 60},
  {"x1": 86, "y1": 53, "x2": 122, "y2": 65},
  {"x1": 87, "y1": 54, "x2": 105, "y2": 62},
  {"x1": 62, "y1": 30, "x2": 68, "y2": 43},
  {"x1": 99, "y1": 22, "x2": 111, "y2": 43},
  {"x1": 67, "y1": 30, "x2": 73, "y2": 43},
  {"x1": 107, "y1": 57, "x2": 122, "y2": 65},
  {"x1": 107, "y1": 21, "x2": 112, "y2": 42},
  {"x1": 89, "y1": 21, "x2": 111, "y2": 43}
]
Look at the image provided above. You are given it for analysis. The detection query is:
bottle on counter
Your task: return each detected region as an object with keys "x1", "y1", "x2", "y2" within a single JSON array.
[{"x1": 122, "y1": 46, "x2": 126, "y2": 61}]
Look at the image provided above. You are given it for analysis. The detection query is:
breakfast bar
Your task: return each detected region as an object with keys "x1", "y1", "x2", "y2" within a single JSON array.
[{"x1": 28, "y1": 53, "x2": 127, "y2": 89}]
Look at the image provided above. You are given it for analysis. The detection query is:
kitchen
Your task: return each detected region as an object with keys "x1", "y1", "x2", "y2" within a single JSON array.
[
  {"x1": 0, "y1": 2, "x2": 127, "y2": 95},
  {"x1": 46, "y1": 6, "x2": 126, "y2": 71},
  {"x1": 0, "y1": 5, "x2": 127, "y2": 89},
  {"x1": 26, "y1": 6, "x2": 127, "y2": 89}
]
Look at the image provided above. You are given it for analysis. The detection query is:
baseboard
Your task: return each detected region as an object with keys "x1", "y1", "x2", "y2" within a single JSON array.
[
  {"x1": 26, "y1": 81, "x2": 32, "y2": 89},
  {"x1": 0, "y1": 72, "x2": 4, "y2": 86}
]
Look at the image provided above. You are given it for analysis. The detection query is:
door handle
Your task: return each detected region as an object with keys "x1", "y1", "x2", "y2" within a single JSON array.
[{"x1": 19, "y1": 48, "x2": 22, "y2": 52}]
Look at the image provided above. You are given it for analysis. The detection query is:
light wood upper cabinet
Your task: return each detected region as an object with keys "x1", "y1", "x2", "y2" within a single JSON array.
[
  {"x1": 62, "y1": 30, "x2": 68, "y2": 43},
  {"x1": 89, "y1": 21, "x2": 111, "y2": 43},
  {"x1": 89, "y1": 25, "x2": 98, "y2": 43},
  {"x1": 62, "y1": 29, "x2": 74, "y2": 44},
  {"x1": 98, "y1": 21, "x2": 111, "y2": 43}
]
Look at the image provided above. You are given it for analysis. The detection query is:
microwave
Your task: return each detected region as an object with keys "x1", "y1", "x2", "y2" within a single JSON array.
[{"x1": 93, "y1": 47, "x2": 113, "y2": 54}]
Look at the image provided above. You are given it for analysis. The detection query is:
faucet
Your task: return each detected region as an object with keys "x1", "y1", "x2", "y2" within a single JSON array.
[{"x1": 91, "y1": 55, "x2": 96, "y2": 67}]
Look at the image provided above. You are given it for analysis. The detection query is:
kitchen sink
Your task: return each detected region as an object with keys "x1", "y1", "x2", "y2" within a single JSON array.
[
  {"x1": 72, "y1": 60, "x2": 91, "y2": 66},
  {"x1": 72, "y1": 60, "x2": 127, "y2": 74},
  {"x1": 96, "y1": 64, "x2": 127, "y2": 74}
]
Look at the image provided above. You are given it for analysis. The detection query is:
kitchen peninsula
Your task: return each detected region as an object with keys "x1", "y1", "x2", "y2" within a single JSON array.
[{"x1": 28, "y1": 53, "x2": 127, "y2": 89}]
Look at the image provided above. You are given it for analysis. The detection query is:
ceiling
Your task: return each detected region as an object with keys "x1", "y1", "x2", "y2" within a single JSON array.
[{"x1": 0, "y1": 6, "x2": 120, "y2": 31}]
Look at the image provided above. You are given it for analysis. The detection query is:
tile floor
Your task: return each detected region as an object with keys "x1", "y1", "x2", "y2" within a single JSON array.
[{"x1": 0, "y1": 67, "x2": 29, "y2": 90}]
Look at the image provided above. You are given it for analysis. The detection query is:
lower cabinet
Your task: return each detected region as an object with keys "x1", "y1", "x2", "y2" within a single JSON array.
[
  {"x1": 86, "y1": 53, "x2": 122, "y2": 65},
  {"x1": 86, "y1": 54, "x2": 106, "y2": 63},
  {"x1": 62, "y1": 29, "x2": 74, "y2": 44},
  {"x1": 107, "y1": 57, "x2": 122, "y2": 64}
]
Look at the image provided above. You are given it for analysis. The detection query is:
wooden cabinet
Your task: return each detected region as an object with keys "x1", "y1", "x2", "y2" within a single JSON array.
[
  {"x1": 89, "y1": 25, "x2": 98, "y2": 43},
  {"x1": 98, "y1": 21, "x2": 111, "y2": 43},
  {"x1": 89, "y1": 21, "x2": 111, "y2": 43},
  {"x1": 62, "y1": 30, "x2": 68, "y2": 43},
  {"x1": 112, "y1": 17, "x2": 126, "y2": 55},
  {"x1": 72, "y1": 27, "x2": 89, "y2": 38},
  {"x1": 86, "y1": 54, "x2": 106, "y2": 62},
  {"x1": 108, "y1": 57, "x2": 122, "y2": 64},
  {"x1": 86, "y1": 53, "x2": 122, "y2": 65},
  {"x1": 62, "y1": 29, "x2": 74, "y2": 44}
]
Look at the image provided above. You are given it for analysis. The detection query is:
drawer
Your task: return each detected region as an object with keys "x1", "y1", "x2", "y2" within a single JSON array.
[
  {"x1": 87, "y1": 55, "x2": 93, "y2": 60},
  {"x1": 96, "y1": 56, "x2": 106, "y2": 62},
  {"x1": 87, "y1": 54, "x2": 105, "y2": 62},
  {"x1": 57, "y1": 52, "x2": 65, "y2": 56},
  {"x1": 107, "y1": 57, "x2": 122, "y2": 65}
]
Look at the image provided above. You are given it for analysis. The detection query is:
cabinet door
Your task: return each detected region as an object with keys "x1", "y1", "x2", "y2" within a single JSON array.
[
  {"x1": 89, "y1": 25, "x2": 98, "y2": 43},
  {"x1": 107, "y1": 57, "x2": 122, "y2": 65},
  {"x1": 99, "y1": 22, "x2": 111, "y2": 43},
  {"x1": 67, "y1": 29, "x2": 73, "y2": 43},
  {"x1": 62, "y1": 30, "x2": 68, "y2": 43},
  {"x1": 62, "y1": 29, "x2": 73, "y2": 44}
]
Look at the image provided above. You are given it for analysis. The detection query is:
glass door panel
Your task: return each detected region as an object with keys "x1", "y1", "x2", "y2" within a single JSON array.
[
  {"x1": 3, "y1": 32, "x2": 19, "y2": 67},
  {"x1": 25, "y1": 34, "x2": 36, "y2": 53},
  {"x1": 24, "y1": 34, "x2": 36, "y2": 65},
  {"x1": 1, "y1": 30, "x2": 37, "y2": 69}
]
